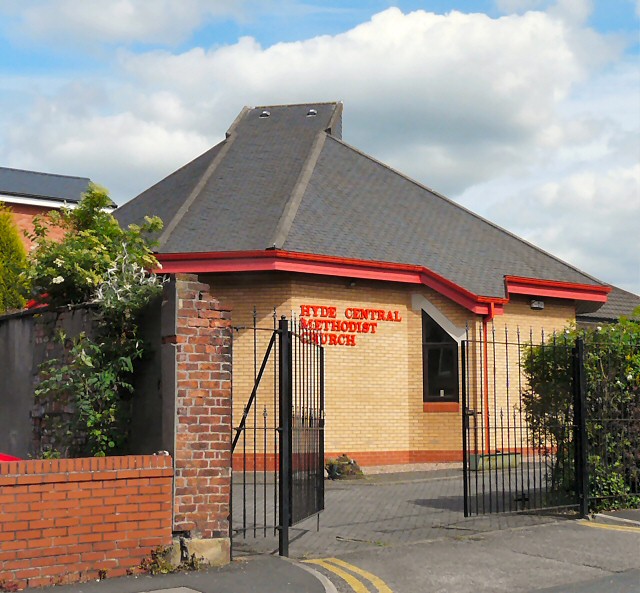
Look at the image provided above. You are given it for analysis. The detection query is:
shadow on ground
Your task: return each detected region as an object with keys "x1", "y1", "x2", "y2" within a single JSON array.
[{"x1": 231, "y1": 469, "x2": 571, "y2": 558}]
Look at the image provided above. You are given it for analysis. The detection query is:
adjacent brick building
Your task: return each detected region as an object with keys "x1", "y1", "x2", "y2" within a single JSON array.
[
  {"x1": 0, "y1": 167, "x2": 93, "y2": 252},
  {"x1": 115, "y1": 102, "x2": 637, "y2": 467}
]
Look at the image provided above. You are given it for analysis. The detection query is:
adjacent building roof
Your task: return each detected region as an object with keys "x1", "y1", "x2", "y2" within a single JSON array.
[
  {"x1": 0, "y1": 167, "x2": 91, "y2": 208},
  {"x1": 115, "y1": 102, "x2": 613, "y2": 314},
  {"x1": 577, "y1": 285, "x2": 640, "y2": 323}
]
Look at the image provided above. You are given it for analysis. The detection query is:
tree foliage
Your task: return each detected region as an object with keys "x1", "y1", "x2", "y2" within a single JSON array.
[
  {"x1": 29, "y1": 185, "x2": 164, "y2": 457},
  {"x1": 522, "y1": 313, "x2": 640, "y2": 511},
  {"x1": 0, "y1": 204, "x2": 28, "y2": 313},
  {"x1": 25, "y1": 184, "x2": 161, "y2": 307}
]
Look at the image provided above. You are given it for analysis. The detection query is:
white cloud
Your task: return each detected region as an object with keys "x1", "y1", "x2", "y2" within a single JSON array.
[
  {"x1": 0, "y1": 5, "x2": 637, "y2": 292},
  {"x1": 548, "y1": 0, "x2": 594, "y2": 24},
  {"x1": 111, "y1": 6, "x2": 616, "y2": 196},
  {"x1": 1, "y1": 79, "x2": 210, "y2": 199},
  {"x1": 0, "y1": 0, "x2": 249, "y2": 46},
  {"x1": 459, "y1": 53, "x2": 640, "y2": 293},
  {"x1": 496, "y1": 0, "x2": 594, "y2": 23},
  {"x1": 458, "y1": 58, "x2": 640, "y2": 293},
  {"x1": 489, "y1": 164, "x2": 640, "y2": 292}
]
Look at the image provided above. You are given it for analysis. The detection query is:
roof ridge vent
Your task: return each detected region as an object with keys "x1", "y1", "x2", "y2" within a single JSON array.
[
  {"x1": 259, "y1": 110, "x2": 271, "y2": 118},
  {"x1": 306, "y1": 108, "x2": 318, "y2": 117}
]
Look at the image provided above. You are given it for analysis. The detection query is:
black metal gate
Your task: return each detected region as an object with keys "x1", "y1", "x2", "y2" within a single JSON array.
[
  {"x1": 231, "y1": 313, "x2": 324, "y2": 556},
  {"x1": 463, "y1": 327, "x2": 640, "y2": 517},
  {"x1": 461, "y1": 328, "x2": 585, "y2": 516}
]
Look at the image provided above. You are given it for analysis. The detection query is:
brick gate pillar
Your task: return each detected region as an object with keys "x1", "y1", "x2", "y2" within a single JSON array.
[{"x1": 165, "y1": 274, "x2": 232, "y2": 564}]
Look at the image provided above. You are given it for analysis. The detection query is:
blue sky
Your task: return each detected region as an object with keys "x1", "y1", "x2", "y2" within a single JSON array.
[
  {"x1": 2, "y1": 1, "x2": 638, "y2": 72},
  {"x1": 0, "y1": 1, "x2": 638, "y2": 294}
]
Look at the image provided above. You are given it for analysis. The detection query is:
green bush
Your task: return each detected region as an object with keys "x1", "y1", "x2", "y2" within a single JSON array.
[
  {"x1": 29, "y1": 185, "x2": 164, "y2": 457},
  {"x1": 522, "y1": 314, "x2": 640, "y2": 512},
  {"x1": 0, "y1": 204, "x2": 27, "y2": 313},
  {"x1": 25, "y1": 183, "x2": 161, "y2": 307}
]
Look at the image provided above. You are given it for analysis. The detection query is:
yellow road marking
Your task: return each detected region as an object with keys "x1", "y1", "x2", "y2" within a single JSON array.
[
  {"x1": 579, "y1": 520, "x2": 640, "y2": 533},
  {"x1": 304, "y1": 559, "x2": 371, "y2": 593},
  {"x1": 324, "y1": 557, "x2": 393, "y2": 593}
]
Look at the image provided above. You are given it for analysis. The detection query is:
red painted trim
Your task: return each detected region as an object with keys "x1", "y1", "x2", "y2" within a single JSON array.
[
  {"x1": 482, "y1": 317, "x2": 491, "y2": 452},
  {"x1": 231, "y1": 450, "x2": 462, "y2": 471},
  {"x1": 505, "y1": 276, "x2": 610, "y2": 302},
  {"x1": 154, "y1": 251, "x2": 609, "y2": 314},
  {"x1": 157, "y1": 250, "x2": 502, "y2": 314},
  {"x1": 423, "y1": 402, "x2": 460, "y2": 413}
]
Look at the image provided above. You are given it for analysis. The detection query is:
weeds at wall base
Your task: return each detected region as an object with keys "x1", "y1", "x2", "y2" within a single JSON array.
[
  {"x1": 138, "y1": 546, "x2": 206, "y2": 575},
  {"x1": 0, "y1": 579, "x2": 20, "y2": 593}
]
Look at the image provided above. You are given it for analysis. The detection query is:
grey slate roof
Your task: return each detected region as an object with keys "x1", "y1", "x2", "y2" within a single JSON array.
[
  {"x1": 115, "y1": 102, "x2": 608, "y2": 300},
  {"x1": 0, "y1": 167, "x2": 91, "y2": 204},
  {"x1": 577, "y1": 285, "x2": 640, "y2": 322}
]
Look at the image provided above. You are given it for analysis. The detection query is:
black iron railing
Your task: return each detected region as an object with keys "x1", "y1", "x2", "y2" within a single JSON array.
[
  {"x1": 462, "y1": 328, "x2": 579, "y2": 516},
  {"x1": 231, "y1": 312, "x2": 324, "y2": 557},
  {"x1": 463, "y1": 327, "x2": 639, "y2": 517}
]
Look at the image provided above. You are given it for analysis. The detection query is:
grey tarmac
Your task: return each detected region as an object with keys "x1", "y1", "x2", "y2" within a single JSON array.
[{"x1": 40, "y1": 470, "x2": 640, "y2": 593}]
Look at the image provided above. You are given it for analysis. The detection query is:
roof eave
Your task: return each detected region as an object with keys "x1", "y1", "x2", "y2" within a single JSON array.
[
  {"x1": 154, "y1": 252, "x2": 610, "y2": 316},
  {"x1": 156, "y1": 249, "x2": 503, "y2": 315},
  {"x1": 0, "y1": 193, "x2": 81, "y2": 209},
  {"x1": 505, "y1": 275, "x2": 610, "y2": 304}
]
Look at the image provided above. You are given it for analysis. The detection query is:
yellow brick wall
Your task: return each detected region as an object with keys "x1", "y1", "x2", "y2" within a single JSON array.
[
  {"x1": 205, "y1": 273, "x2": 291, "y2": 461},
  {"x1": 203, "y1": 272, "x2": 578, "y2": 465},
  {"x1": 407, "y1": 290, "x2": 477, "y2": 459},
  {"x1": 290, "y1": 275, "x2": 413, "y2": 458},
  {"x1": 468, "y1": 296, "x2": 577, "y2": 455}
]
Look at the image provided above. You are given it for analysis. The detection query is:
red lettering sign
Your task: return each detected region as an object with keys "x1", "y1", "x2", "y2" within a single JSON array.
[{"x1": 298, "y1": 304, "x2": 402, "y2": 346}]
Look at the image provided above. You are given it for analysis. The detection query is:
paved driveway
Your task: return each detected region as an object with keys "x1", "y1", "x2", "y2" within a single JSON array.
[{"x1": 232, "y1": 466, "x2": 566, "y2": 558}]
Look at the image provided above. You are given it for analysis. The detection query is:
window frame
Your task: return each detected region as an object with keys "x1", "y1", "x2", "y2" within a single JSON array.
[{"x1": 422, "y1": 311, "x2": 460, "y2": 403}]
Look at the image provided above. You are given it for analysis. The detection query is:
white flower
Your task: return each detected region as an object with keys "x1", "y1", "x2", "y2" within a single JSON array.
[
  {"x1": 54, "y1": 258, "x2": 64, "y2": 267},
  {"x1": 596, "y1": 326, "x2": 602, "y2": 331},
  {"x1": 52, "y1": 276, "x2": 64, "y2": 284},
  {"x1": 628, "y1": 374, "x2": 633, "y2": 382}
]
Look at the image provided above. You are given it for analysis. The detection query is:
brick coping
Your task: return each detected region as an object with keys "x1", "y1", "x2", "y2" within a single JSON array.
[{"x1": 0, "y1": 454, "x2": 173, "y2": 486}]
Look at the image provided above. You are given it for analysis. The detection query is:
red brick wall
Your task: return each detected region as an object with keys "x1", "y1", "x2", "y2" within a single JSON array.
[
  {"x1": 171, "y1": 275, "x2": 232, "y2": 539},
  {"x1": 0, "y1": 455, "x2": 173, "y2": 590},
  {"x1": 4, "y1": 203, "x2": 66, "y2": 252}
]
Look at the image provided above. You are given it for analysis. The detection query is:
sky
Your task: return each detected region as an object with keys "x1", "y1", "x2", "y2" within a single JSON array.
[{"x1": 0, "y1": 0, "x2": 638, "y2": 295}]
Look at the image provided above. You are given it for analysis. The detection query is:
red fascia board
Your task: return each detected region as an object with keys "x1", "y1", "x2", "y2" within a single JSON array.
[
  {"x1": 505, "y1": 276, "x2": 610, "y2": 302},
  {"x1": 156, "y1": 250, "x2": 500, "y2": 315}
]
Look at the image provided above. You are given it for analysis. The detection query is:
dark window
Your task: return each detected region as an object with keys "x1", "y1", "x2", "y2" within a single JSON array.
[{"x1": 422, "y1": 311, "x2": 459, "y2": 402}]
